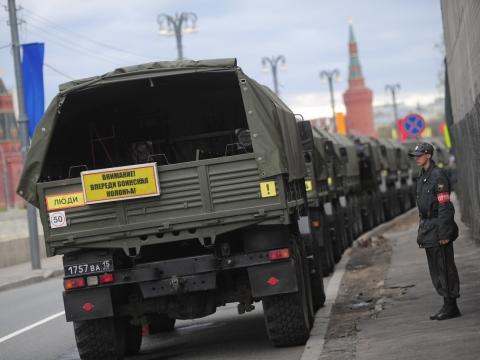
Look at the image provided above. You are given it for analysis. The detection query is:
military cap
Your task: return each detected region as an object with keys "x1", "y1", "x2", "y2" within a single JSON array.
[{"x1": 408, "y1": 142, "x2": 434, "y2": 157}]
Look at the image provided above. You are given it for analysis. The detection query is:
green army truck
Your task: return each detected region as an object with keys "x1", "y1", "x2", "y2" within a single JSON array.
[
  {"x1": 297, "y1": 120, "x2": 335, "y2": 274},
  {"x1": 327, "y1": 132, "x2": 363, "y2": 241},
  {"x1": 17, "y1": 59, "x2": 325, "y2": 359},
  {"x1": 387, "y1": 139, "x2": 413, "y2": 213},
  {"x1": 318, "y1": 131, "x2": 362, "y2": 244},
  {"x1": 349, "y1": 135, "x2": 386, "y2": 229},
  {"x1": 372, "y1": 138, "x2": 402, "y2": 219},
  {"x1": 310, "y1": 128, "x2": 360, "y2": 260}
]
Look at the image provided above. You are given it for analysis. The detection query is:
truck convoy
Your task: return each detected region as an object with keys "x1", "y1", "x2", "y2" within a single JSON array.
[{"x1": 18, "y1": 59, "x2": 416, "y2": 360}]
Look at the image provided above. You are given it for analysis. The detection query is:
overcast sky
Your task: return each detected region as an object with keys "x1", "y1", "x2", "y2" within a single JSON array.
[{"x1": 0, "y1": 0, "x2": 444, "y2": 119}]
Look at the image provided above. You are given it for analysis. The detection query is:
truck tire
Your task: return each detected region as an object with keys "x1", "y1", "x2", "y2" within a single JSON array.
[
  {"x1": 262, "y1": 238, "x2": 312, "y2": 347},
  {"x1": 74, "y1": 317, "x2": 125, "y2": 360},
  {"x1": 123, "y1": 319, "x2": 142, "y2": 356},
  {"x1": 149, "y1": 313, "x2": 176, "y2": 333},
  {"x1": 329, "y1": 216, "x2": 342, "y2": 263},
  {"x1": 310, "y1": 240, "x2": 326, "y2": 311},
  {"x1": 314, "y1": 214, "x2": 333, "y2": 275},
  {"x1": 324, "y1": 218, "x2": 335, "y2": 274}
]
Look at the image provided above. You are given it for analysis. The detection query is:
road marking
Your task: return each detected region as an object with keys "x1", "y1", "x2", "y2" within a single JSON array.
[{"x1": 0, "y1": 311, "x2": 65, "y2": 344}]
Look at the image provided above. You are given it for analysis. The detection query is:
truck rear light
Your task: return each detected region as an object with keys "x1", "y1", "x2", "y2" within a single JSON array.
[
  {"x1": 86, "y1": 275, "x2": 99, "y2": 286},
  {"x1": 64, "y1": 277, "x2": 86, "y2": 290},
  {"x1": 311, "y1": 219, "x2": 321, "y2": 228},
  {"x1": 268, "y1": 248, "x2": 290, "y2": 261},
  {"x1": 99, "y1": 273, "x2": 114, "y2": 284}
]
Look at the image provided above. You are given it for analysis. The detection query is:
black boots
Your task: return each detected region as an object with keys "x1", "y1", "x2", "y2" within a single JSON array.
[{"x1": 430, "y1": 298, "x2": 461, "y2": 320}]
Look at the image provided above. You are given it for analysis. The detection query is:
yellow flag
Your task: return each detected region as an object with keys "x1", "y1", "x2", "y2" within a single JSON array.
[
  {"x1": 444, "y1": 123, "x2": 452, "y2": 148},
  {"x1": 335, "y1": 112, "x2": 347, "y2": 134}
]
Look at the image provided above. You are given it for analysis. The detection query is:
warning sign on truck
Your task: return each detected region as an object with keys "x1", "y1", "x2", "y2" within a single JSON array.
[{"x1": 81, "y1": 163, "x2": 160, "y2": 204}]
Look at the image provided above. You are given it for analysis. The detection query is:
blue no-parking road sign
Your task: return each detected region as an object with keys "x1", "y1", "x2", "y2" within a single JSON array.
[{"x1": 403, "y1": 113, "x2": 425, "y2": 136}]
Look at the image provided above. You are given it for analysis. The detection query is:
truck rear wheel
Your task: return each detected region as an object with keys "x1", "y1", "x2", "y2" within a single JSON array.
[
  {"x1": 74, "y1": 317, "x2": 126, "y2": 360},
  {"x1": 149, "y1": 313, "x2": 176, "y2": 333},
  {"x1": 324, "y1": 220, "x2": 335, "y2": 274},
  {"x1": 262, "y1": 239, "x2": 312, "y2": 347},
  {"x1": 122, "y1": 319, "x2": 142, "y2": 356},
  {"x1": 310, "y1": 241, "x2": 326, "y2": 311}
]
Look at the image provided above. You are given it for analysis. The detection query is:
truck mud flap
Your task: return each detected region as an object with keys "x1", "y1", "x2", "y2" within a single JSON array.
[
  {"x1": 63, "y1": 287, "x2": 113, "y2": 322},
  {"x1": 248, "y1": 259, "x2": 298, "y2": 298}
]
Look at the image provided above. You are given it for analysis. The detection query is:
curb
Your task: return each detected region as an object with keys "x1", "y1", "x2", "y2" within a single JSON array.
[
  {"x1": 0, "y1": 269, "x2": 64, "y2": 293},
  {"x1": 300, "y1": 207, "x2": 417, "y2": 360}
]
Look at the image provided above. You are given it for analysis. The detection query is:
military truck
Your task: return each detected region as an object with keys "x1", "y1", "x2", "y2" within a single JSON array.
[
  {"x1": 297, "y1": 120, "x2": 335, "y2": 274},
  {"x1": 388, "y1": 139, "x2": 413, "y2": 213},
  {"x1": 349, "y1": 135, "x2": 386, "y2": 229},
  {"x1": 17, "y1": 59, "x2": 325, "y2": 359},
  {"x1": 310, "y1": 128, "x2": 362, "y2": 260},
  {"x1": 371, "y1": 138, "x2": 402, "y2": 219}
]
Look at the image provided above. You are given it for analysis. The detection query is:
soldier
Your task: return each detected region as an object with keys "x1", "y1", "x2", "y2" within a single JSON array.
[{"x1": 409, "y1": 142, "x2": 460, "y2": 320}]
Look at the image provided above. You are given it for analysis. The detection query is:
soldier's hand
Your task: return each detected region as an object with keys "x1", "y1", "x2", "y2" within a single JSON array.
[{"x1": 439, "y1": 239, "x2": 450, "y2": 245}]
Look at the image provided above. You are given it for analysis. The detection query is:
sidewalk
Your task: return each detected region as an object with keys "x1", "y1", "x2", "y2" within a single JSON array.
[
  {"x1": 0, "y1": 255, "x2": 63, "y2": 292},
  {"x1": 356, "y1": 198, "x2": 480, "y2": 360}
]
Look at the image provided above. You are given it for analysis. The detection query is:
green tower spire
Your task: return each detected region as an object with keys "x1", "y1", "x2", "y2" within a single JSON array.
[{"x1": 348, "y1": 23, "x2": 363, "y2": 82}]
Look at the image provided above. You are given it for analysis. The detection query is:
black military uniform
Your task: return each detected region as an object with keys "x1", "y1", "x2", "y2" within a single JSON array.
[{"x1": 409, "y1": 143, "x2": 460, "y2": 320}]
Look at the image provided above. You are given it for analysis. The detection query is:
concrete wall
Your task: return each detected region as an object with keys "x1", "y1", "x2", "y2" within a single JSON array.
[
  {"x1": 0, "y1": 208, "x2": 45, "y2": 268},
  {"x1": 0, "y1": 236, "x2": 47, "y2": 268},
  {"x1": 441, "y1": 0, "x2": 480, "y2": 237}
]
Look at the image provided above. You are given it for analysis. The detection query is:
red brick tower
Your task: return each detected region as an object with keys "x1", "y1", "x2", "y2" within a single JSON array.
[
  {"x1": 343, "y1": 23, "x2": 376, "y2": 136},
  {"x1": 0, "y1": 78, "x2": 23, "y2": 208}
]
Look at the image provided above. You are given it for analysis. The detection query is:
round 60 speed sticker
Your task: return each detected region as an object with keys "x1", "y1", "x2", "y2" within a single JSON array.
[{"x1": 49, "y1": 211, "x2": 67, "y2": 229}]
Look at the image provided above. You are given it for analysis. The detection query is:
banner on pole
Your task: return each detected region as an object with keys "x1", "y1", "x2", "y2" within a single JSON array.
[{"x1": 21, "y1": 42, "x2": 45, "y2": 137}]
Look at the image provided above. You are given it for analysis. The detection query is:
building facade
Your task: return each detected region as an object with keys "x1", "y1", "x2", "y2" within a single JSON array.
[{"x1": 0, "y1": 78, "x2": 23, "y2": 208}]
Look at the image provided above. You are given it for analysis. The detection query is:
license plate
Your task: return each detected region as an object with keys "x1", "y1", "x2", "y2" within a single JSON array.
[{"x1": 64, "y1": 259, "x2": 113, "y2": 277}]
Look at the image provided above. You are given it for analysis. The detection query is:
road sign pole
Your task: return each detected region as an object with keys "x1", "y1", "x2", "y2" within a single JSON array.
[{"x1": 7, "y1": 0, "x2": 41, "y2": 270}]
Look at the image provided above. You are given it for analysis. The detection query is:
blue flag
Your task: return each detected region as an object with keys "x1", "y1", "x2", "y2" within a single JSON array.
[{"x1": 21, "y1": 42, "x2": 45, "y2": 137}]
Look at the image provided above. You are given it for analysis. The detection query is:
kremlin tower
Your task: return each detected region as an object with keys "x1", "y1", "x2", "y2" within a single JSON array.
[{"x1": 343, "y1": 23, "x2": 376, "y2": 137}]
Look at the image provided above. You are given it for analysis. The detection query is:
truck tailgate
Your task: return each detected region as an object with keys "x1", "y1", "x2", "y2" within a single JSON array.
[{"x1": 37, "y1": 154, "x2": 289, "y2": 254}]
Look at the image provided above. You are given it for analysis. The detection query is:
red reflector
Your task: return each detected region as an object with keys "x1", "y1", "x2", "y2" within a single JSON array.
[
  {"x1": 267, "y1": 276, "x2": 279, "y2": 286},
  {"x1": 64, "y1": 277, "x2": 86, "y2": 290},
  {"x1": 268, "y1": 248, "x2": 290, "y2": 261},
  {"x1": 82, "y1": 302, "x2": 94, "y2": 312},
  {"x1": 99, "y1": 273, "x2": 114, "y2": 284},
  {"x1": 311, "y1": 220, "x2": 321, "y2": 228},
  {"x1": 142, "y1": 324, "x2": 150, "y2": 337}
]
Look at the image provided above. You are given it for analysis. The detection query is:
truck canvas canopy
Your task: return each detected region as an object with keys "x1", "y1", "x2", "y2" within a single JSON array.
[{"x1": 18, "y1": 58, "x2": 305, "y2": 206}]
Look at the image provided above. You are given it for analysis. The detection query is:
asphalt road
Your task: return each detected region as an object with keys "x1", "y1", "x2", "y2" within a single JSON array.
[{"x1": 0, "y1": 277, "x2": 324, "y2": 360}]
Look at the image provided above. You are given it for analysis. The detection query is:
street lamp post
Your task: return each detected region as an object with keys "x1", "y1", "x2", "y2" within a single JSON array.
[
  {"x1": 261, "y1": 55, "x2": 286, "y2": 96},
  {"x1": 157, "y1": 12, "x2": 198, "y2": 60},
  {"x1": 385, "y1": 84, "x2": 401, "y2": 122},
  {"x1": 0, "y1": 146, "x2": 11, "y2": 209},
  {"x1": 320, "y1": 69, "x2": 340, "y2": 132},
  {"x1": 7, "y1": 0, "x2": 41, "y2": 269}
]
